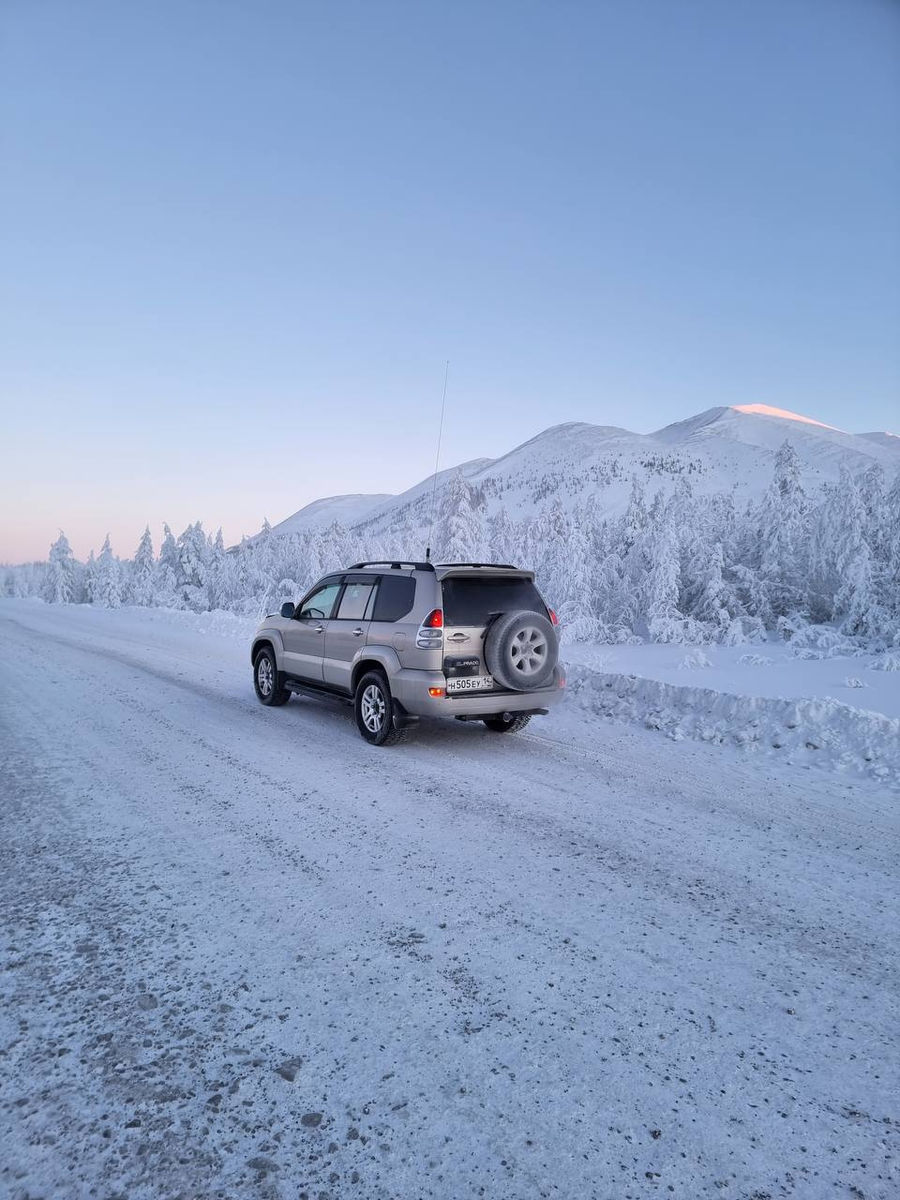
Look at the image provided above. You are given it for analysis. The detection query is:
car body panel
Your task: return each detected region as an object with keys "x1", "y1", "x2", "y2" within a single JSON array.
[
  {"x1": 282, "y1": 616, "x2": 326, "y2": 681},
  {"x1": 390, "y1": 663, "x2": 565, "y2": 716},
  {"x1": 323, "y1": 618, "x2": 371, "y2": 690}
]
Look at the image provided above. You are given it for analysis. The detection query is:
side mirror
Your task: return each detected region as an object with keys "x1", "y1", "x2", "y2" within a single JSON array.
[{"x1": 280, "y1": 602, "x2": 295, "y2": 619}]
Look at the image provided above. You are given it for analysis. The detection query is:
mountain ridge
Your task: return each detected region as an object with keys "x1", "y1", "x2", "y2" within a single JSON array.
[{"x1": 270, "y1": 404, "x2": 898, "y2": 541}]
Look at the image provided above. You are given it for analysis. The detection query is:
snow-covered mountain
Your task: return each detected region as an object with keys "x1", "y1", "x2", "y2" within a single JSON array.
[
  {"x1": 271, "y1": 403, "x2": 897, "y2": 542},
  {"x1": 17, "y1": 401, "x2": 898, "y2": 649},
  {"x1": 268, "y1": 493, "x2": 393, "y2": 538},
  {"x1": 858, "y1": 430, "x2": 900, "y2": 455}
]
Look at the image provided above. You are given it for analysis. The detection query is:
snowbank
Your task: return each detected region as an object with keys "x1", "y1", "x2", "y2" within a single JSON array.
[{"x1": 566, "y1": 663, "x2": 900, "y2": 787}]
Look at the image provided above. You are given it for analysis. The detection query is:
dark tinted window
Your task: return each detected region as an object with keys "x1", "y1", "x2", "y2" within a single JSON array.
[
  {"x1": 441, "y1": 577, "x2": 545, "y2": 626},
  {"x1": 372, "y1": 575, "x2": 416, "y2": 622}
]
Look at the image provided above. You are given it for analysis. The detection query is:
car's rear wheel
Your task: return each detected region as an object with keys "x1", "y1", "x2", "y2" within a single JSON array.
[
  {"x1": 483, "y1": 713, "x2": 532, "y2": 734},
  {"x1": 354, "y1": 671, "x2": 407, "y2": 746},
  {"x1": 253, "y1": 646, "x2": 291, "y2": 706}
]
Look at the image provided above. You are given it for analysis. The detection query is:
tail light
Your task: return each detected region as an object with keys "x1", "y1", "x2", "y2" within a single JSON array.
[
  {"x1": 416, "y1": 608, "x2": 444, "y2": 649},
  {"x1": 548, "y1": 608, "x2": 559, "y2": 626}
]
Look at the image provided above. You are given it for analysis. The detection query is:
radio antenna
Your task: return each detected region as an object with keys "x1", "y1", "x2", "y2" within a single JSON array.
[{"x1": 424, "y1": 359, "x2": 450, "y2": 562}]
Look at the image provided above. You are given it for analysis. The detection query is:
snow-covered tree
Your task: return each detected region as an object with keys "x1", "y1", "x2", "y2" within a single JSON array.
[
  {"x1": 687, "y1": 541, "x2": 732, "y2": 634},
  {"x1": 176, "y1": 522, "x2": 211, "y2": 612},
  {"x1": 439, "y1": 471, "x2": 485, "y2": 563},
  {"x1": 487, "y1": 507, "x2": 517, "y2": 566},
  {"x1": 753, "y1": 441, "x2": 808, "y2": 622},
  {"x1": 206, "y1": 528, "x2": 227, "y2": 610},
  {"x1": 43, "y1": 532, "x2": 77, "y2": 604},
  {"x1": 82, "y1": 549, "x2": 97, "y2": 605},
  {"x1": 155, "y1": 524, "x2": 180, "y2": 607},
  {"x1": 130, "y1": 526, "x2": 155, "y2": 606},
  {"x1": 93, "y1": 535, "x2": 122, "y2": 608},
  {"x1": 829, "y1": 470, "x2": 880, "y2": 637},
  {"x1": 13, "y1": 444, "x2": 900, "y2": 648},
  {"x1": 639, "y1": 496, "x2": 682, "y2": 641}
]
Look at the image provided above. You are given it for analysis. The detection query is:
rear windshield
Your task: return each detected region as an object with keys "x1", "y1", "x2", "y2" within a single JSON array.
[{"x1": 441, "y1": 576, "x2": 546, "y2": 626}]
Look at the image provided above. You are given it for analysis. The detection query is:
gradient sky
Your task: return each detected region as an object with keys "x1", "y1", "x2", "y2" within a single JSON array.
[{"x1": 2, "y1": 0, "x2": 898, "y2": 563}]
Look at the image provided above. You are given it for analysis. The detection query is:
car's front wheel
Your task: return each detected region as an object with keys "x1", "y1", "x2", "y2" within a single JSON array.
[
  {"x1": 253, "y1": 646, "x2": 291, "y2": 706},
  {"x1": 483, "y1": 713, "x2": 532, "y2": 734},
  {"x1": 354, "y1": 671, "x2": 406, "y2": 746}
]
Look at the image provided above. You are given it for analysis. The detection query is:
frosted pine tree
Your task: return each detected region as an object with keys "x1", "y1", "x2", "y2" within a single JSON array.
[
  {"x1": 621, "y1": 477, "x2": 650, "y2": 623},
  {"x1": 283, "y1": 531, "x2": 315, "y2": 597},
  {"x1": 532, "y1": 499, "x2": 572, "y2": 605},
  {"x1": 130, "y1": 526, "x2": 155, "y2": 606},
  {"x1": 688, "y1": 542, "x2": 732, "y2": 634},
  {"x1": 82, "y1": 550, "x2": 97, "y2": 604},
  {"x1": 831, "y1": 469, "x2": 879, "y2": 637},
  {"x1": 224, "y1": 535, "x2": 256, "y2": 614},
  {"x1": 595, "y1": 548, "x2": 634, "y2": 639},
  {"x1": 176, "y1": 522, "x2": 211, "y2": 611},
  {"x1": 623, "y1": 475, "x2": 647, "y2": 550},
  {"x1": 206, "y1": 528, "x2": 227, "y2": 610},
  {"x1": 155, "y1": 524, "x2": 180, "y2": 607},
  {"x1": 440, "y1": 471, "x2": 484, "y2": 563},
  {"x1": 43, "y1": 532, "x2": 77, "y2": 604},
  {"x1": 557, "y1": 516, "x2": 603, "y2": 641},
  {"x1": 93, "y1": 535, "x2": 122, "y2": 608},
  {"x1": 640, "y1": 498, "x2": 682, "y2": 642},
  {"x1": 487, "y1": 507, "x2": 517, "y2": 566},
  {"x1": 882, "y1": 473, "x2": 900, "y2": 638},
  {"x1": 754, "y1": 441, "x2": 808, "y2": 623}
]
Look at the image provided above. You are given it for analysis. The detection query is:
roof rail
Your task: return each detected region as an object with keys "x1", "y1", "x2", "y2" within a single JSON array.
[
  {"x1": 349, "y1": 560, "x2": 435, "y2": 572},
  {"x1": 434, "y1": 562, "x2": 519, "y2": 570}
]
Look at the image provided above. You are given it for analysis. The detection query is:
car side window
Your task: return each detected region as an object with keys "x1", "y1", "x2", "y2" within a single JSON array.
[
  {"x1": 335, "y1": 582, "x2": 376, "y2": 621},
  {"x1": 297, "y1": 582, "x2": 341, "y2": 621},
  {"x1": 372, "y1": 575, "x2": 416, "y2": 622}
]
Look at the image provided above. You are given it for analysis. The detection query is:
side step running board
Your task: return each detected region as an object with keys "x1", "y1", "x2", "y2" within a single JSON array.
[{"x1": 283, "y1": 677, "x2": 352, "y2": 706}]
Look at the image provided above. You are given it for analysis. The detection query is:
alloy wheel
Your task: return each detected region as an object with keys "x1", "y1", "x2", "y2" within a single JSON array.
[{"x1": 361, "y1": 684, "x2": 386, "y2": 733}]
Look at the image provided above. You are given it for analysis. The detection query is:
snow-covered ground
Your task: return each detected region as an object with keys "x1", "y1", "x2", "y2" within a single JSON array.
[
  {"x1": 565, "y1": 639, "x2": 900, "y2": 788},
  {"x1": 2, "y1": 599, "x2": 898, "y2": 1199},
  {"x1": 565, "y1": 639, "x2": 900, "y2": 721}
]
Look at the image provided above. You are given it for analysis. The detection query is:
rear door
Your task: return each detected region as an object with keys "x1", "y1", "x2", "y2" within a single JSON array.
[
  {"x1": 282, "y1": 578, "x2": 343, "y2": 681},
  {"x1": 440, "y1": 573, "x2": 548, "y2": 692},
  {"x1": 322, "y1": 575, "x2": 378, "y2": 691}
]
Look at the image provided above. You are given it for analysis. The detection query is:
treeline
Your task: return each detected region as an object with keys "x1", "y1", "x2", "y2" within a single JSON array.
[{"x1": 4, "y1": 443, "x2": 899, "y2": 646}]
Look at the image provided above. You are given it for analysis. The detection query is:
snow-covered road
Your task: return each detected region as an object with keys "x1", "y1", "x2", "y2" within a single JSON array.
[{"x1": 1, "y1": 600, "x2": 897, "y2": 1199}]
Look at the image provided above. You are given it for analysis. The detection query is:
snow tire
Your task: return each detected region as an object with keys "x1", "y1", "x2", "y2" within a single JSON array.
[
  {"x1": 253, "y1": 645, "x2": 291, "y2": 706},
  {"x1": 354, "y1": 671, "x2": 408, "y2": 747},
  {"x1": 484, "y1": 610, "x2": 558, "y2": 692}
]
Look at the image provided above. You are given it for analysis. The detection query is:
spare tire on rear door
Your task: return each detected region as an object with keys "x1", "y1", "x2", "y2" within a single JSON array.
[{"x1": 484, "y1": 609, "x2": 558, "y2": 692}]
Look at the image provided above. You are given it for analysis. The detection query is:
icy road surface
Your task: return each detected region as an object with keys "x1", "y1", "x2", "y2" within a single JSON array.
[{"x1": 1, "y1": 600, "x2": 897, "y2": 1200}]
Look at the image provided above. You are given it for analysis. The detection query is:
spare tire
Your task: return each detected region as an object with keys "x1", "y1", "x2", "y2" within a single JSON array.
[{"x1": 484, "y1": 609, "x2": 558, "y2": 692}]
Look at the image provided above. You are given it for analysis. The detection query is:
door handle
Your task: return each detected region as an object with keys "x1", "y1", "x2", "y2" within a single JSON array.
[
  {"x1": 313, "y1": 624, "x2": 324, "y2": 633},
  {"x1": 352, "y1": 627, "x2": 364, "y2": 637}
]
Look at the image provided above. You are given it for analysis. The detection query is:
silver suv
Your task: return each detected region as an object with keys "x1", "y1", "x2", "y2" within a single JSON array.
[{"x1": 250, "y1": 561, "x2": 565, "y2": 745}]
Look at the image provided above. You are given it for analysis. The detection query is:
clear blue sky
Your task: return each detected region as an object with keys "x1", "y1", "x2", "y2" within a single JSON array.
[{"x1": 2, "y1": 0, "x2": 898, "y2": 562}]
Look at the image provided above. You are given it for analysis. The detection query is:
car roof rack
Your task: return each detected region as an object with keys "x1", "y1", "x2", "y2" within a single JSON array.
[
  {"x1": 349, "y1": 560, "x2": 435, "y2": 572},
  {"x1": 434, "y1": 562, "x2": 519, "y2": 570}
]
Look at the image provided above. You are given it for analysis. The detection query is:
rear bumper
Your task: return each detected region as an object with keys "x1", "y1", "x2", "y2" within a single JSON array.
[{"x1": 391, "y1": 664, "x2": 566, "y2": 718}]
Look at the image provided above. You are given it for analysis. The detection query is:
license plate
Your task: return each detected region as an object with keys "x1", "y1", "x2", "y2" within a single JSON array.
[{"x1": 445, "y1": 674, "x2": 494, "y2": 693}]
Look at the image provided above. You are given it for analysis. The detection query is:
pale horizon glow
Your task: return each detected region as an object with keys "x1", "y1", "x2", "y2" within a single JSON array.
[{"x1": 1, "y1": 0, "x2": 898, "y2": 564}]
